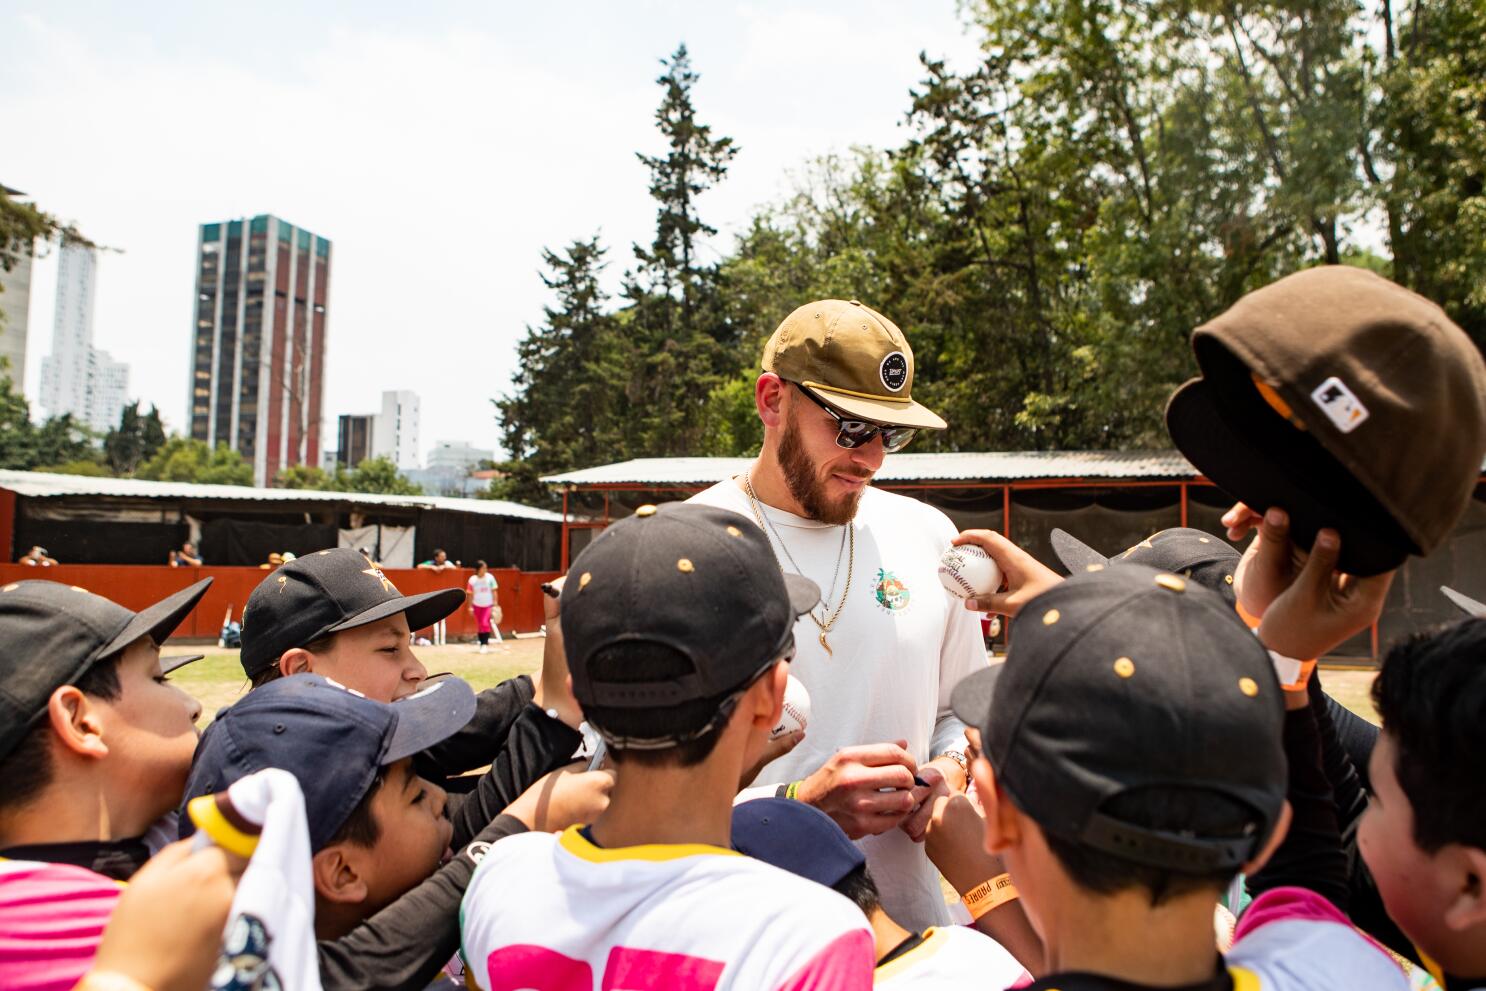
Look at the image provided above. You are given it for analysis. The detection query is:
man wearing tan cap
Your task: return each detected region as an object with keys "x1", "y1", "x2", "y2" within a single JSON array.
[{"x1": 691, "y1": 298, "x2": 987, "y2": 930}]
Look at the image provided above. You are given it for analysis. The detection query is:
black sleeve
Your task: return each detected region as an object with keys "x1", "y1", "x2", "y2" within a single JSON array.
[
  {"x1": 316, "y1": 814, "x2": 527, "y2": 991},
  {"x1": 1245, "y1": 703, "x2": 1350, "y2": 911},
  {"x1": 447, "y1": 703, "x2": 584, "y2": 850},
  {"x1": 420, "y1": 675, "x2": 535, "y2": 777},
  {"x1": 1306, "y1": 672, "x2": 1373, "y2": 833}
]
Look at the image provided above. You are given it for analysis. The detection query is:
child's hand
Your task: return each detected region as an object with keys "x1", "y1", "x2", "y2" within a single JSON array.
[
  {"x1": 1258, "y1": 528, "x2": 1395, "y2": 661},
  {"x1": 506, "y1": 763, "x2": 615, "y2": 833},
  {"x1": 951, "y1": 530, "x2": 1062, "y2": 617},
  {"x1": 1231, "y1": 506, "x2": 1308, "y2": 620}
]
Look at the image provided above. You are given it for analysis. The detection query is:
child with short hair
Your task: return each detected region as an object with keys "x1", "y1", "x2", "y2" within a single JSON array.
[
  {"x1": 951, "y1": 565, "x2": 1410, "y2": 990},
  {"x1": 460, "y1": 503, "x2": 875, "y2": 989}
]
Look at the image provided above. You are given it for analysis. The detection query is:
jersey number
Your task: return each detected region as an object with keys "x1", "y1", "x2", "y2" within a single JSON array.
[{"x1": 484, "y1": 944, "x2": 725, "y2": 991}]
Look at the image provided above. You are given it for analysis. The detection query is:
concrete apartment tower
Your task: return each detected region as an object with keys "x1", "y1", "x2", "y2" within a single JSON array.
[
  {"x1": 188, "y1": 215, "x2": 331, "y2": 486},
  {"x1": 373, "y1": 389, "x2": 421, "y2": 470},
  {"x1": 39, "y1": 243, "x2": 129, "y2": 434}
]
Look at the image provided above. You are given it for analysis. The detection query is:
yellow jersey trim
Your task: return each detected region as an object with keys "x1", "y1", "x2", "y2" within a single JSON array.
[
  {"x1": 873, "y1": 927, "x2": 947, "y2": 982},
  {"x1": 801, "y1": 381, "x2": 912, "y2": 405},
  {"x1": 557, "y1": 825, "x2": 740, "y2": 864},
  {"x1": 1229, "y1": 964, "x2": 1261, "y2": 991}
]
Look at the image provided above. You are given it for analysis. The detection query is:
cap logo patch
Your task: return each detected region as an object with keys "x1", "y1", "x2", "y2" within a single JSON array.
[
  {"x1": 1310, "y1": 376, "x2": 1369, "y2": 433},
  {"x1": 362, "y1": 567, "x2": 396, "y2": 594},
  {"x1": 879, "y1": 352, "x2": 908, "y2": 392}
]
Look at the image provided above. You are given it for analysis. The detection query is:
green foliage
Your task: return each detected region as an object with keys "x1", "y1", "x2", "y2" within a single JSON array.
[
  {"x1": 44, "y1": 459, "x2": 113, "y2": 477},
  {"x1": 103, "y1": 401, "x2": 167, "y2": 475},
  {"x1": 273, "y1": 464, "x2": 333, "y2": 490},
  {"x1": 495, "y1": 13, "x2": 1486, "y2": 487},
  {"x1": 0, "y1": 365, "x2": 101, "y2": 470},
  {"x1": 341, "y1": 456, "x2": 423, "y2": 495},
  {"x1": 135, "y1": 437, "x2": 254, "y2": 486}
]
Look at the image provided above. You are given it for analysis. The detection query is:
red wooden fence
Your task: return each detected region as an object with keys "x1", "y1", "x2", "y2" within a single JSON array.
[{"x1": 0, "y1": 564, "x2": 560, "y2": 641}]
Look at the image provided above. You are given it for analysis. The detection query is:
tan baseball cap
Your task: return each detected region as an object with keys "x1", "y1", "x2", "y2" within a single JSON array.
[{"x1": 762, "y1": 299, "x2": 946, "y2": 430}]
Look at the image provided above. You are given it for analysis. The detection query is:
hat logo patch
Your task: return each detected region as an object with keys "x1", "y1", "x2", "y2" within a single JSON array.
[
  {"x1": 1310, "y1": 376, "x2": 1369, "y2": 434},
  {"x1": 362, "y1": 567, "x2": 396, "y2": 594},
  {"x1": 879, "y1": 352, "x2": 908, "y2": 392}
]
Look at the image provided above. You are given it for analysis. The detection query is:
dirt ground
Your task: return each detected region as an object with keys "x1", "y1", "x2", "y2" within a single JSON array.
[{"x1": 165, "y1": 638, "x2": 1379, "y2": 726}]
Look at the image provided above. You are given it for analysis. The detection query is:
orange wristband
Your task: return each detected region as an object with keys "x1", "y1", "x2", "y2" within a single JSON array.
[
  {"x1": 962, "y1": 872, "x2": 1018, "y2": 920},
  {"x1": 1235, "y1": 603, "x2": 1317, "y2": 691}
]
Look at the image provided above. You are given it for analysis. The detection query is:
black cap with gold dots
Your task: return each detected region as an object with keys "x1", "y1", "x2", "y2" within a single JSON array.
[
  {"x1": 951, "y1": 565, "x2": 1285, "y2": 873},
  {"x1": 561, "y1": 502, "x2": 819, "y2": 724},
  {"x1": 1051, "y1": 527, "x2": 1240, "y2": 606}
]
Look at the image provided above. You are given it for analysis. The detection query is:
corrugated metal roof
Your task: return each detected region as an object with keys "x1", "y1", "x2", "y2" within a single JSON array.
[
  {"x1": 542, "y1": 451, "x2": 1201, "y2": 486},
  {"x1": 0, "y1": 470, "x2": 565, "y2": 522}
]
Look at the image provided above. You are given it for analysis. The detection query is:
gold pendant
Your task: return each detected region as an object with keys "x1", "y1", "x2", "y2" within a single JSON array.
[{"x1": 819, "y1": 630, "x2": 833, "y2": 656}]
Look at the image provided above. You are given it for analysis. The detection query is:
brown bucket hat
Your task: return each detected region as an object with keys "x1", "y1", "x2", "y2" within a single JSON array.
[
  {"x1": 1166, "y1": 265, "x2": 1486, "y2": 576},
  {"x1": 762, "y1": 299, "x2": 947, "y2": 430}
]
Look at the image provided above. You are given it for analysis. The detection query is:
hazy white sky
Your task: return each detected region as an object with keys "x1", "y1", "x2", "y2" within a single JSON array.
[{"x1": 4, "y1": 1, "x2": 982, "y2": 461}]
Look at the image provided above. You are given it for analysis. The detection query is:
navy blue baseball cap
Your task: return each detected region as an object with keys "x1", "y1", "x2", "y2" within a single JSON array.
[
  {"x1": 1051, "y1": 527, "x2": 1240, "y2": 606},
  {"x1": 731, "y1": 798, "x2": 865, "y2": 889},
  {"x1": 179, "y1": 673, "x2": 475, "y2": 851}
]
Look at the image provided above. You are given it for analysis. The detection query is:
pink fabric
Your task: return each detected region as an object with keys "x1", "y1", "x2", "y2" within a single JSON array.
[
  {"x1": 473, "y1": 604, "x2": 494, "y2": 634},
  {"x1": 0, "y1": 861, "x2": 121, "y2": 991},
  {"x1": 1233, "y1": 886, "x2": 1352, "y2": 942},
  {"x1": 773, "y1": 928, "x2": 875, "y2": 991}
]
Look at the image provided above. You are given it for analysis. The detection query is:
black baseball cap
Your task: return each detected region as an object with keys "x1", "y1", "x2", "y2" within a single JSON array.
[
  {"x1": 951, "y1": 566, "x2": 1286, "y2": 874},
  {"x1": 0, "y1": 578, "x2": 213, "y2": 762},
  {"x1": 1165, "y1": 266, "x2": 1486, "y2": 577},
  {"x1": 1051, "y1": 527, "x2": 1240, "y2": 605},
  {"x1": 179, "y1": 672, "x2": 475, "y2": 851},
  {"x1": 239, "y1": 548, "x2": 465, "y2": 679},
  {"x1": 561, "y1": 502, "x2": 819, "y2": 746},
  {"x1": 732, "y1": 798, "x2": 865, "y2": 889}
]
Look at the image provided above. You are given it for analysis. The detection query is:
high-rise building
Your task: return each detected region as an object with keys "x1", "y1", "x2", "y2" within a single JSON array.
[
  {"x1": 427, "y1": 439, "x2": 494, "y2": 472},
  {"x1": 39, "y1": 243, "x2": 130, "y2": 433},
  {"x1": 337, "y1": 413, "x2": 374, "y2": 469},
  {"x1": 0, "y1": 184, "x2": 33, "y2": 389},
  {"x1": 189, "y1": 215, "x2": 331, "y2": 486},
  {"x1": 373, "y1": 389, "x2": 420, "y2": 470}
]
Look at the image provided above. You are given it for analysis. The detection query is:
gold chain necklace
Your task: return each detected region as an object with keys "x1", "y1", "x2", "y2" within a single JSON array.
[{"x1": 743, "y1": 470, "x2": 854, "y2": 656}]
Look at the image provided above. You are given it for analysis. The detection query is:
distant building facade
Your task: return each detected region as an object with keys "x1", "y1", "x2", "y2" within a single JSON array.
[
  {"x1": 427, "y1": 439, "x2": 493, "y2": 472},
  {"x1": 189, "y1": 215, "x2": 331, "y2": 486},
  {"x1": 39, "y1": 243, "x2": 130, "y2": 433},
  {"x1": 373, "y1": 389, "x2": 420, "y2": 470},
  {"x1": 337, "y1": 413, "x2": 375, "y2": 468},
  {"x1": 0, "y1": 225, "x2": 32, "y2": 388}
]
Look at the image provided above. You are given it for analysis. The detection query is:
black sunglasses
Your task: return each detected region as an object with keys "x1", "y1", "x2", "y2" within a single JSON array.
[{"x1": 794, "y1": 383, "x2": 917, "y2": 453}]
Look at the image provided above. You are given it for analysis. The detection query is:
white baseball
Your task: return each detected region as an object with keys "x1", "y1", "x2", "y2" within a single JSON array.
[
  {"x1": 769, "y1": 675, "x2": 811, "y2": 741},
  {"x1": 938, "y1": 543, "x2": 1003, "y2": 600}
]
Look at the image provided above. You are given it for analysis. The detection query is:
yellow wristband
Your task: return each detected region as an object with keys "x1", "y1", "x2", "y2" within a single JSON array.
[
  {"x1": 963, "y1": 872, "x2": 1018, "y2": 920},
  {"x1": 785, "y1": 780, "x2": 801, "y2": 801},
  {"x1": 75, "y1": 972, "x2": 155, "y2": 991}
]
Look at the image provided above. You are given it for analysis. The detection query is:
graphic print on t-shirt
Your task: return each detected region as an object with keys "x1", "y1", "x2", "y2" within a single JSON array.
[{"x1": 873, "y1": 569, "x2": 912, "y2": 613}]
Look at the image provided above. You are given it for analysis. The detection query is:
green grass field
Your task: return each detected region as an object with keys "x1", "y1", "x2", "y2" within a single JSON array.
[{"x1": 163, "y1": 640, "x2": 1380, "y2": 726}]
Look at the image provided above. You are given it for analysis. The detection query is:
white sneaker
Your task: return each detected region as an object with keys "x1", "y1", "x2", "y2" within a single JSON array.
[{"x1": 479, "y1": 645, "x2": 488, "y2": 654}]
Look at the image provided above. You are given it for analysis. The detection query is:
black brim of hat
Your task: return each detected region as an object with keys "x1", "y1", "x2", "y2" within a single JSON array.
[
  {"x1": 1441, "y1": 586, "x2": 1486, "y2": 619},
  {"x1": 1050, "y1": 528, "x2": 1109, "y2": 575},
  {"x1": 326, "y1": 586, "x2": 466, "y2": 636},
  {"x1": 100, "y1": 578, "x2": 214, "y2": 659},
  {"x1": 161, "y1": 653, "x2": 205, "y2": 674},
  {"x1": 384, "y1": 675, "x2": 478, "y2": 762},
  {"x1": 950, "y1": 663, "x2": 1004, "y2": 729},
  {"x1": 784, "y1": 573, "x2": 821, "y2": 617},
  {"x1": 1166, "y1": 379, "x2": 1406, "y2": 577}
]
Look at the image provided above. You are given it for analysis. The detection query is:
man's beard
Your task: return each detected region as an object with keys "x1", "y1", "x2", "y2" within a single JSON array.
[{"x1": 778, "y1": 415, "x2": 871, "y2": 525}]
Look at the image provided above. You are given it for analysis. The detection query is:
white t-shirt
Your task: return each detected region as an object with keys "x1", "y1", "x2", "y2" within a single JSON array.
[
  {"x1": 875, "y1": 926, "x2": 1031, "y2": 989},
  {"x1": 460, "y1": 826, "x2": 875, "y2": 991},
  {"x1": 468, "y1": 573, "x2": 498, "y2": 607},
  {"x1": 690, "y1": 480, "x2": 988, "y2": 929},
  {"x1": 1223, "y1": 887, "x2": 1412, "y2": 989}
]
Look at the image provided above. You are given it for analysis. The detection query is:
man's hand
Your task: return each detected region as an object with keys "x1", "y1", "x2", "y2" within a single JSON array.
[
  {"x1": 740, "y1": 730, "x2": 804, "y2": 790},
  {"x1": 1258, "y1": 528, "x2": 1395, "y2": 661},
  {"x1": 1228, "y1": 505, "x2": 1311, "y2": 620},
  {"x1": 87, "y1": 839, "x2": 246, "y2": 991},
  {"x1": 899, "y1": 757, "x2": 965, "y2": 842},
  {"x1": 505, "y1": 761, "x2": 615, "y2": 833},
  {"x1": 951, "y1": 530, "x2": 1062, "y2": 617},
  {"x1": 795, "y1": 741, "x2": 920, "y2": 839}
]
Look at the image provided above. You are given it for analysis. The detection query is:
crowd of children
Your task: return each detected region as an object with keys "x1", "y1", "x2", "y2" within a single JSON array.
[{"x1": 1, "y1": 269, "x2": 1484, "y2": 990}]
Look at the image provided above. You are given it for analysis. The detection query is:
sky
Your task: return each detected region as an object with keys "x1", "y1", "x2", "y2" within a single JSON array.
[{"x1": 3, "y1": 1, "x2": 983, "y2": 462}]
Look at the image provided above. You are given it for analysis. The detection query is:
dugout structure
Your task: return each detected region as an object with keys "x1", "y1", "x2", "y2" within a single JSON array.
[{"x1": 545, "y1": 451, "x2": 1486, "y2": 661}]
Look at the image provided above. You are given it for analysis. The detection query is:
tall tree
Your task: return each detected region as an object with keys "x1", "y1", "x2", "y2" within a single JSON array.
[{"x1": 104, "y1": 401, "x2": 167, "y2": 475}]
